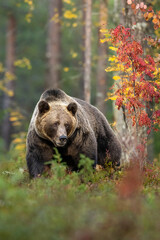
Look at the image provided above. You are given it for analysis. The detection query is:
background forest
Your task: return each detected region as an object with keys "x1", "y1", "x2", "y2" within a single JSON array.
[
  {"x1": 0, "y1": 0, "x2": 113, "y2": 152},
  {"x1": 0, "y1": 0, "x2": 159, "y2": 158},
  {"x1": 0, "y1": 0, "x2": 160, "y2": 239}
]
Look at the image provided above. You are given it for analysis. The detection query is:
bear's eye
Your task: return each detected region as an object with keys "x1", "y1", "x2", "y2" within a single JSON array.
[
  {"x1": 53, "y1": 122, "x2": 59, "y2": 128},
  {"x1": 65, "y1": 123, "x2": 70, "y2": 130}
]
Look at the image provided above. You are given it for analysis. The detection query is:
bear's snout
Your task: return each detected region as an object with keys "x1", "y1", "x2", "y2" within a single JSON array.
[{"x1": 59, "y1": 135, "x2": 67, "y2": 146}]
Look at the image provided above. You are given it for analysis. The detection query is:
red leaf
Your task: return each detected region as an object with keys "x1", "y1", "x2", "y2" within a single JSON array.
[
  {"x1": 131, "y1": 3, "x2": 136, "y2": 9},
  {"x1": 148, "y1": 6, "x2": 153, "y2": 12}
]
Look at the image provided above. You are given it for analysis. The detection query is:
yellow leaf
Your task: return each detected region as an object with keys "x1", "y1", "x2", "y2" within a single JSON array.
[
  {"x1": 13, "y1": 138, "x2": 23, "y2": 143},
  {"x1": 125, "y1": 87, "x2": 131, "y2": 92},
  {"x1": 10, "y1": 117, "x2": 18, "y2": 122},
  {"x1": 51, "y1": 13, "x2": 60, "y2": 23},
  {"x1": 113, "y1": 76, "x2": 121, "y2": 81},
  {"x1": 109, "y1": 46, "x2": 118, "y2": 51},
  {"x1": 12, "y1": 121, "x2": 21, "y2": 127},
  {"x1": 63, "y1": 67, "x2": 69, "y2": 72},
  {"x1": 15, "y1": 144, "x2": 26, "y2": 151},
  {"x1": 63, "y1": 0, "x2": 71, "y2": 4},
  {"x1": 105, "y1": 67, "x2": 117, "y2": 72},
  {"x1": 111, "y1": 121, "x2": 117, "y2": 127},
  {"x1": 72, "y1": 23, "x2": 77, "y2": 27},
  {"x1": 108, "y1": 96, "x2": 118, "y2": 100},
  {"x1": 108, "y1": 56, "x2": 118, "y2": 62},
  {"x1": 14, "y1": 58, "x2": 31, "y2": 70},
  {"x1": 25, "y1": 0, "x2": 33, "y2": 6},
  {"x1": 64, "y1": 10, "x2": 77, "y2": 19},
  {"x1": 72, "y1": 52, "x2": 77, "y2": 58},
  {"x1": 100, "y1": 29, "x2": 108, "y2": 33},
  {"x1": 106, "y1": 94, "x2": 118, "y2": 101},
  {"x1": 148, "y1": 12, "x2": 154, "y2": 19},
  {"x1": 5, "y1": 72, "x2": 15, "y2": 81},
  {"x1": 7, "y1": 90, "x2": 14, "y2": 97},
  {"x1": 25, "y1": 13, "x2": 32, "y2": 23},
  {"x1": 100, "y1": 38, "x2": 107, "y2": 43}
]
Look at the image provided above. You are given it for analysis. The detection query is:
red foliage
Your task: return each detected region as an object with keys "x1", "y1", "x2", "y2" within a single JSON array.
[
  {"x1": 127, "y1": 2, "x2": 160, "y2": 33},
  {"x1": 115, "y1": 97, "x2": 123, "y2": 110},
  {"x1": 118, "y1": 164, "x2": 142, "y2": 199},
  {"x1": 108, "y1": 25, "x2": 160, "y2": 133},
  {"x1": 138, "y1": 111, "x2": 151, "y2": 128}
]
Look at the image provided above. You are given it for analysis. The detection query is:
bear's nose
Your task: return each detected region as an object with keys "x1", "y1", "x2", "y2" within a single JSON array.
[{"x1": 59, "y1": 135, "x2": 67, "y2": 143}]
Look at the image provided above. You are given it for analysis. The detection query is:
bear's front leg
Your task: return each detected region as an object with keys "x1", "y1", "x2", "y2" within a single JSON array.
[
  {"x1": 26, "y1": 130, "x2": 53, "y2": 178},
  {"x1": 26, "y1": 147, "x2": 45, "y2": 178}
]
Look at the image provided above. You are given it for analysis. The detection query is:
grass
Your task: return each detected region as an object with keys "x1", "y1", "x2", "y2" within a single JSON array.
[{"x1": 0, "y1": 148, "x2": 160, "y2": 240}]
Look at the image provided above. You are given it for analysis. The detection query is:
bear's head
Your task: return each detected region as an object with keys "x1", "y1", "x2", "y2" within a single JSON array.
[{"x1": 35, "y1": 100, "x2": 78, "y2": 147}]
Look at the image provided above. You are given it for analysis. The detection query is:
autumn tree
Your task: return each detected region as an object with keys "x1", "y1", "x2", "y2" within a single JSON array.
[{"x1": 105, "y1": 1, "x2": 160, "y2": 164}]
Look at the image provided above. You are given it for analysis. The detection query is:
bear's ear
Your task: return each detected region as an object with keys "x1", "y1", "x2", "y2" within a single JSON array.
[
  {"x1": 67, "y1": 102, "x2": 77, "y2": 116},
  {"x1": 38, "y1": 100, "x2": 50, "y2": 114}
]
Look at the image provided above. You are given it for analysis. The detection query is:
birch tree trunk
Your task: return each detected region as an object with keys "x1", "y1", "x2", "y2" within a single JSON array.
[
  {"x1": 96, "y1": 0, "x2": 108, "y2": 115},
  {"x1": 46, "y1": 0, "x2": 62, "y2": 89},
  {"x1": 83, "y1": 0, "x2": 92, "y2": 103},
  {"x1": 2, "y1": 14, "x2": 16, "y2": 150}
]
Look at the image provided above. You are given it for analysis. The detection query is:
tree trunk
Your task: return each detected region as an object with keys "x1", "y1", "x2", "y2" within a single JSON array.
[
  {"x1": 83, "y1": 0, "x2": 92, "y2": 103},
  {"x1": 46, "y1": 0, "x2": 62, "y2": 89},
  {"x1": 96, "y1": 0, "x2": 108, "y2": 115},
  {"x1": 2, "y1": 14, "x2": 16, "y2": 150}
]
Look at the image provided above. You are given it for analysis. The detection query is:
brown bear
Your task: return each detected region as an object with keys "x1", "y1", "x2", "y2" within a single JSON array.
[{"x1": 26, "y1": 89, "x2": 121, "y2": 178}]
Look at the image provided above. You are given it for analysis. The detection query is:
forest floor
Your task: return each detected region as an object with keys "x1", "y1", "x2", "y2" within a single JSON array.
[{"x1": 0, "y1": 149, "x2": 160, "y2": 240}]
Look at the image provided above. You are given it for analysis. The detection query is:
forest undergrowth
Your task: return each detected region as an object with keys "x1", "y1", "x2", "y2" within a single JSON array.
[{"x1": 0, "y1": 145, "x2": 160, "y2": 240}]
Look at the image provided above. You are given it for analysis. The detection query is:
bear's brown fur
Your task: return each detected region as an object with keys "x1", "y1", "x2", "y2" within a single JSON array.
[{"x1": 26, "y1": 89, "x2": 121, "y2": 178}]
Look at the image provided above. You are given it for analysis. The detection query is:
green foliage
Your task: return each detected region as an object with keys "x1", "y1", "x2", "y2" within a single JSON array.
[
  {"x1": 78, "y1": 154, "x2": 94, "y2": 183},
  {"x1": 0, "y1": 149, "x2": 160, "y2": 239}
]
